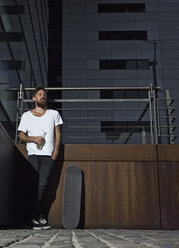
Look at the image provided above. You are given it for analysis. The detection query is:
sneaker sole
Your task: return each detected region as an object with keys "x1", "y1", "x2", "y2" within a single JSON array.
[
  {"x1": 42, "y1": 226, "x2": 51, "y2": 230},
  {"x1": 33, "y1": 227, "x2": 42, "y2": 230}
]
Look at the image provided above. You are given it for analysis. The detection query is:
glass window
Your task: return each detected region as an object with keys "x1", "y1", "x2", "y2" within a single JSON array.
[
  {"x1": 100, "y1": 90, "x2": 113, "y2": 99},
  {"x1": 98, "y1": 4, "x2": 146, "y2": 13},
  {"x1": 99, "y1": 59, "x2": 149, "y2": 70},
  {"x1": 99, "y1": 31, "x2": 148, "y2": 40},
  {"x1": 100, "y1": 90, "x2": 148, "y2": 99},
  {"x1": 0, "y1": 32, "x2": 23, "y2": 41},
  {"x1": 0, "y1": 61, "x2": 25, "y2": 70},
  {"x1": 0, "y1": 5, "x2": 24, "y2": 14}
]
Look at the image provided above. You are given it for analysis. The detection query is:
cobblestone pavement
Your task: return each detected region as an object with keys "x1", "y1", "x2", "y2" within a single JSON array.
[{"x1": 0, "y1": 229, "x2": 178, "y2": 248}]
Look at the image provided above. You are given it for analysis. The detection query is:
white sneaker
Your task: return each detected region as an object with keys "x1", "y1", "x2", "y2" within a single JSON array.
[
  {"x1": 39, "y1": 217, "x2": 51, "y2": 230},
  {"x1": 31, "y1": 219, "x2": 42, "y2": 230}
]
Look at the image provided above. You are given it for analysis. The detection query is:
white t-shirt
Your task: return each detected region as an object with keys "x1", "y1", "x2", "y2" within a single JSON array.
[{"x1": 18, "y1": 109, "x2": 63, "y2": 156}]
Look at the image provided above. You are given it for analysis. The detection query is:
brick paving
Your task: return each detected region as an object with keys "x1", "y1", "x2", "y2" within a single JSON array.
[{"x1": 0, "y1": 229, "x2": 178, "y2": 248}]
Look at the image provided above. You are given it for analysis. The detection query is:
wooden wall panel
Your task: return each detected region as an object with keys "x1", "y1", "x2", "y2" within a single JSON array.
[
  {"x1": 48, "y1": 161, "x2": 160, "y2": 229},
  {"x1": 45, "y1": 160, "x2": 65, "y2": 228},
  {"x1": 105, "y1": 162, "x2": 160, "y2": 229},
  {"x1": 64, "y1": 144, "x2": 157, "y2": 161},
  {"x1": 158, "y1": 145, "x2": 179, "y2": 162},
  {"x1": 158, "y1": 162, "x2": 179, "y2": 229},
  {"x1": 14, "y1": 144, "x2": 179, "y2": 229}
]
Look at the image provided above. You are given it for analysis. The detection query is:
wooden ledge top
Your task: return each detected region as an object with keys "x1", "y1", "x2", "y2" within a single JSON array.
[
  {"x1": 15, "y1": 144, "x2": 179, "y2": 162},
  {"x1": 64, "y1": 144, "x2": 157, "y2": 161},
  {"x1": 157, "y1": 145, "x2": 179, "y2": 161}
]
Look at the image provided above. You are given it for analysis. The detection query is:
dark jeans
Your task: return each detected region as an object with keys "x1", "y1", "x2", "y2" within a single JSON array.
[{"x1": 28, "y1": 155, "x2": 55, "y2": 221}]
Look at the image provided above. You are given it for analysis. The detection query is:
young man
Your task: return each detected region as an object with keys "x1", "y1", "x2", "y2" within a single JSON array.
[{"x1": 18, "y1": 86, "x2": 63, "y2": 230}]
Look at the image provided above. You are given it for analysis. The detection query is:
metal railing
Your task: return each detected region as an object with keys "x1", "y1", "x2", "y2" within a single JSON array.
[{"x1": 3, "y1": 84, "x2": 177, "y2": 144}]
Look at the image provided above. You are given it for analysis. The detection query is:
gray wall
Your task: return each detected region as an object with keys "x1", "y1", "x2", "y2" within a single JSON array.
[{"x1": 62, "y1": 0, "x2": 179, "y2": 144}]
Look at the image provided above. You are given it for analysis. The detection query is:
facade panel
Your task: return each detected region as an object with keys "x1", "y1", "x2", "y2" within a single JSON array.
[
  {"x1": 0, "y1": 0, "x2": 49, "y2": 140},
  {"x1": 62, "y1": 0, "x2": 179, "y2": 144}
]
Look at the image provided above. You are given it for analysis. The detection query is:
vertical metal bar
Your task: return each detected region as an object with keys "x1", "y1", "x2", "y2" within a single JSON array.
[
  {"x1": 15, "y1": 84, "x2": 24, "y2": 144},
  {"x1": 15, "y1": 91, "x2": 20, "y2": 144},
  {"x1": 141, "y1": 128, "x2": 147, "y2": 144},
  {"x1": 156, "y1": 98, "x2": 161, "y2": 138},
  {"x1": 148, "y1": 87, "x2": 154, "y2": 144},
  {"x1": 153, "y1": 88, "x2": 158, "y2": 144},
  {"x1": 166, "y1": 90, "x2": 174, "y2": 144}
]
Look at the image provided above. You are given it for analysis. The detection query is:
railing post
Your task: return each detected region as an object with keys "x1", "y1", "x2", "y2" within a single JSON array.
[
  {"x1": 166, "y1": 90, "x2": 175, "y2": 144},
  {"x1": 148, "y1": 85, "x2": 154, "y2": 144},
  {"x1": 141, "y1": 128, "x2": 147, "y2": 144},
  {"x1": 15, "y1": 84, "x2": 24, "y2": 144},
  {"x1": 156, "y1": 98, "x2": 161, "y2": 141},
  {"x1": 153, "y1": 87, "x2": 158, "y2": 144}
]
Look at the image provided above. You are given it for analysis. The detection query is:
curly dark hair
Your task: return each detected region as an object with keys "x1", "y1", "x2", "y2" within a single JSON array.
[{"x1": 32, "y1": 86, "x2": 46, "y2": 98}]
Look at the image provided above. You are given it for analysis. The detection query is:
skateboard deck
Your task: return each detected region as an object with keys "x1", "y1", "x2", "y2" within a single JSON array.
[{"x1": 62, "y1": 165, "x2": 82, "y2": 229}]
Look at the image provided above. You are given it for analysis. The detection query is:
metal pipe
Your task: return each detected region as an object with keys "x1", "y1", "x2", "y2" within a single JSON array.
[
  {"x1": 148, "y1": 87, "x2": 154, "y2": 144},
  {"x1": 22, "y1": 99, "x2": 149, "y2": 103},
  {"x1": 153, "y1": 88, "x2": 158, "y2": 144},
  {"x1": 5, "y1": 86, "x2": 161, "y2": 91}
]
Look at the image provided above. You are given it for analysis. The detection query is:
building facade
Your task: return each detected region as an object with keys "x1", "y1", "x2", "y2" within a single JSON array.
[
  {"x1": 62, "y1": 0, "x2": 179, "y2": 144},
  {"x1": 0, "y1": 0, "x2": 179, "y2": 144},
  {"x1": 0, "y1": 0, "x2": 48, "y2": 139}
]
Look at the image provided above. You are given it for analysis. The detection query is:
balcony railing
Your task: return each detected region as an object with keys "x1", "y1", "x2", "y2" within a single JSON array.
[{"x1": 1, "y1": 84, "x2": 177, "y2": 144}]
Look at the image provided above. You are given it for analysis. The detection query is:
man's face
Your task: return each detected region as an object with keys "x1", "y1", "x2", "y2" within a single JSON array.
[{"x1": 33, "y1": 89, "x2": 47, "y2": 108}]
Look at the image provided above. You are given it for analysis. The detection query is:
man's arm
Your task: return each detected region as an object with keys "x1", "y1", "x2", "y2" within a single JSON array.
[
  {"x1": 19, "y1": 131, "x2": 44, "y2": 145},
  {"x1": 52, "y1": 125, "x2": 61, "y2": 160}
]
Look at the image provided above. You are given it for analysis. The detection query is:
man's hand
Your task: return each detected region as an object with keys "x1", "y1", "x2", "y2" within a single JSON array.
[
  {"x1": 52, "y1": 149, "x2": 59, "y2": 160},
  {"x1": 33, "y1": 136, "x2": 45, "y2": 145},
  {"x1": 19, "y1": 132, "x2": 44, "y2": 144}
]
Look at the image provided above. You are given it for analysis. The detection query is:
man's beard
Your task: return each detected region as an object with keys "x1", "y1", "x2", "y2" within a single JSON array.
[{"x1": 36, "y1": 100, "x2": 47, "y2": 108}]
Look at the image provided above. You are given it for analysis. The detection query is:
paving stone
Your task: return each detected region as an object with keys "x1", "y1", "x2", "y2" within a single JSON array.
[
  {"x1": 0, "y1": 229, "x2": 178, "y2": 248},
  {"x1": 44, "y1": 247, "x2": 74, "y2": 248}
]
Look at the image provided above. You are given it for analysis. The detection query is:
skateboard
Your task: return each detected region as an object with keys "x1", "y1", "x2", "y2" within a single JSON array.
[{"x1": 62, "y1": 165, "x2": 82, "y2": 229}]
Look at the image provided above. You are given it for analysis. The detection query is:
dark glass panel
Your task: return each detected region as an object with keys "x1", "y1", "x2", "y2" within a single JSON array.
[
  {"x1": 99, "y1": 59, "x2": 149, "y2": 70},
  {"x1": 0, "y1": 5, "x2": 24, "y2": 14},
  {"x1": 98, "y1": 4, "x2": 146, "y2": 13},
  {"x1": 99, "y1": 31, "x2": 148, "y2": 40}
]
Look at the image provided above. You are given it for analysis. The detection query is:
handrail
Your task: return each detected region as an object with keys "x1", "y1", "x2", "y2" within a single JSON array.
[
  {"x1": 22, "y1": 99, "x2": 149, "y2": 103},
  {"x1": 5, "y1": 86, "x2": 161, "y2": 91}
]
